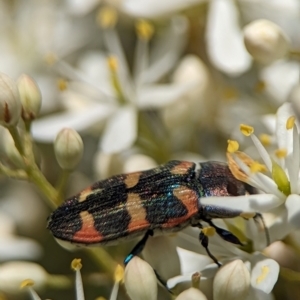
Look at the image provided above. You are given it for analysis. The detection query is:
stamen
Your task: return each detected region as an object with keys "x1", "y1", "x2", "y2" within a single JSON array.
[
  {"x1": 114, "y1": 264, "x2": 124, "y2": 283},
  {"x1": 240, "y1": 124, "x2": 254, "y2": 136},
  {"x1": 227, "y1": 151, "x2": 254, "y2": 182},
  {"x1": 107, "y1": 56, "x2": 118, "y2": 72},
  {"x1": 97, "y1": 7, "x2": 117, "y2": 28},
  {"x1": 227, "y1": 140, "x2": 239, "y2": 153},
  {"x1": 20, "y1": 279, "x2": 35, "y2": 288},
  {"x1": 202, "y1": 226, "x2": 216, "y2": 237},
  {"x1": 256, "y1": 265, "x2": 269, "y2": 284},
  {"x1": 44, "y1": 52, "x2": 57, "y2": 66},
  {"x1": 71, "y1": 258, "x2": 82, "y2": 271},
  {"x1": 57, "y1": 78, "x2": 68, "y2": 91},
  {"x1": 259, "y1": 134, "x2": 271, "y2": 146},
  {"x1": 249, "y1": 162, "x2": 267, "y2": 173},
  {"x1": 286, "y1": 116, "x2": 296, "y2": 130},
  {"x1": 254, "y1": 80, "x2": 266, "y2": 93},
  {"x1": 275, "y1": 148, "x2": 287, "y2": 159},
  {"x1": 136, "y1": 20, "x2": 154, "y2": 40}
]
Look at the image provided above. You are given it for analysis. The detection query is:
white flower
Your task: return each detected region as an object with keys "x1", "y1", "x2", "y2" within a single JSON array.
[
  {"x1": 32, "y1": 14, "x2": 193, "y2": 153},
  {"x1": 226, "y1": 102, "x2": 300, "y2": 242}
]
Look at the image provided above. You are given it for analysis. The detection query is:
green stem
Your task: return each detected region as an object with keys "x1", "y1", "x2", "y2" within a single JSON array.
[
  {"x1": 56, "y1": 170, "x2": 71, "y2": 203},
  {"x1": 8, "y1": 126, "x2": 24, "y2": 155},
  {"x1": 28, "y1": 166, "x2": 59, "y2": 209},
  {"x1": 47, "y1": 274, "x2": 72, "y2": 289},
  {"x1": 280, "y1": 267, "x2": 300, "y2": 282},
  {"x1": 0, "y1": 163, "x2": 27, "y2": 179},
  {"x1": 88, "y1": 248, "x2": 117, "y2": 277}
]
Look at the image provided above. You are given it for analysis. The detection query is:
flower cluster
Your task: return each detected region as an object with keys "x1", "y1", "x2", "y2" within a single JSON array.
[{"x1": 0, "y1": 0, "x2": 300, "y2": 300}]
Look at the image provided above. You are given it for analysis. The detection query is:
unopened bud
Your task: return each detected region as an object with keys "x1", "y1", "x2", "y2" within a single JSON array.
[
  {"x1": 0, "y1": 127, "x2": 24, "y2": 168},
  {"x1": 124, "y1": 256, "x2": 157, "y2": 300},
  {"x1": 176, "y1": 287, "x2": 208, "y2": 300},
  {"x1": 17, "y1": 74, "x2": 42, "y2": 121},
  {"x1": 243, "y1": 19, "x2": 289, "y2": 64},
  {"x1": 0, "y1": 262, "x2": 48, "y2": 294},
  {"x1": 0, "y1": 73, "x2": 21, "y2": 127},
  {"x1": 213, "y1": 260, "x2": 250, "y2": 300},
  {"x1": 54, "y1": 128, "x2": 83, "y2": 170}
]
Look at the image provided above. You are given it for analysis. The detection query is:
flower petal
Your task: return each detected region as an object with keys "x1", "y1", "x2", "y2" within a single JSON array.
[
  {"x1": 121, "y1": 0, "x2": 205, "y2": 18},
  {"x1": 32, "y1": 104, "x2": 115, "y2": 142},
  {"x1": 137, "y1": 82, "x2": 196, "y2": 108},
  {"x1": 285, "y1": 194, "x2": 300, "y2": 229},
  {"x1": 206, "y1": 0, "x2": 251, "y2": 75},
  {"x1": 100, "y1": 105, "x2": 137, "y2": 153},
  {"x1": 200, "y1": 194, "x2": 284, "y2": 213},
  {"x1": 250, "y1": 254, "x2": 279, "y2": 294}
]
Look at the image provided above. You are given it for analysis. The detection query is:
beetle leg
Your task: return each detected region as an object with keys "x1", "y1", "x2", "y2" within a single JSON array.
[
  {"x1": 204, "y1": 219, "x2": 243, "y2": 245},
  {"x1": 199, "y1": 231, "x2": 221, "y2": 267},
  {"x1": 124, "y1": 230, "x2": 170, "y2": 292},
  {"x1": 124, "y1": 230, "x2": 153, "y2": 265}
]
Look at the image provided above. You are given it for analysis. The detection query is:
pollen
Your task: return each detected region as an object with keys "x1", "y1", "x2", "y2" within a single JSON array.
[
  {"x1": 249, "y1": 161, "x2": 267, "y2": 173},
  {"x1": 44, "y1": 52, "x2": 57, "y2": 65},
  {"x1": 136, "y1": 20, "x2": 154, "y2": 40},
  {"x1": 97, "y1": 7, "x2": 117, "y2": 28},
  {"x1": 256, "y1": 265, "x2": 269, "y2": 284},
  {"x1": 114, "y1": 264, "x2": 124, "y2": 283},
  {"x1": 240, "y1": 124, "x2": 254, "y2": 136},
  {"x1": 259, "y1": 133, "x2": 271, "y2": 146},
  {"x1": 20, "y1": 279, "x2": 35, "y2": 288},
  {"x1": 254, "y1": 80, "x2": 266, "y2": 93},
  {"x1": 275, "y1": 148, "x2": 287, "y2": 158},
  {"x1": 107, "y1": 56, "x2": 118, "y2": 72},
  {"x1": 71, "y1": 258, "x2": 82, "y2": 271},
  {"x1": 286, "y1": 116, "x2": 296, "y2": 130},
  {"x1": 57, "y1": 78, "x2": 68, "y2": 91},
  {"x1": 202, "y1": 226, "x2": 216, "y2": 237},
  {"x1": 227, "y1": 140, "x2": 239, "y2": 153}
]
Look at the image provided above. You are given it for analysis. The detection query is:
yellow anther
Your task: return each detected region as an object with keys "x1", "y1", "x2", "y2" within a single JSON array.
[
  {"x1": 226, "y1": 151, "x2": 254, "y2": 183},
  {"x1": 227, "y1": 140, "x2": 239, "y2": 153},
  {"x1": 71, "y1": 258, "x2": 82, "y2": 271},
  {"x1": 202, "y1": 226, "x2": 216, "y2": 237},
  {"x1": 275, "y1": 148, "x2": 287, "y2": 159},
  {"x1": 136, "y1": 20, "x2": 154, "y2": 40},
  {"x1": 286, "y1": 116, "x2": 296, "y2": 130},
  {"x1": 44, "y1": 52, "x2": 57, "y2": 66},
  {"x1": 114, "y1": 264, "x2": 124, "y2": 283},
  {"x1": 249, "y1": 161, "x2": 267, "y2": 173},
  {"x1": 107, "y1": 56, "x2": 118, "y2": 72},
  {"x1": 95, "y1": 297, "x2": 107, "y2": 300},
  {"x1": 222, "y1": 86, "x2": 238, "y2": 102},
  {"x1": 254, "y1": 80, "x2": 266, "y2": 93},
  {"x1": 259, "y1": 133, "x2": 271, "y2": 146},
  {"x1": 57, "y1": 78, "x2": 68, "y2": 91},
  {"x1": 97, "y1": 7, "x2": 117, "y2": 28},
  {"x1": 240, "y1": 124, "x2": 254, "y2": 136},
  {"x1": 20, "y1": 279, "x2": 34, "y2": 289},
  {"x1": 256, "y1": 265, "x2": 269, "y2": 284}
]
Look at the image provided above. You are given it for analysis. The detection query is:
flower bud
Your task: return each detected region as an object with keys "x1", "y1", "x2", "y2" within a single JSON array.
[
  {"x1": 176, "y1": 287, "x2": 208, "y2": 300},
  {"x1": 213, "y1": 260, "x2": 250, "y2": 300},
  {"x1": 243, "y1": 19, "x2": 289, "y2": 64},
  {"x1": 17, "y1": 74, "x2": 42, "y2": 121},
  {"x1": 54, "y1": 128, "x2": 83, "y2": 170},
  {"x1": 124, "y1": 256, "x2": 157, "y2": 300},
  {"x1": 0, "y1": 127, "x2": 24, "y2": 168},
  {"x1": 0, "y1": 262, "x2": 48, "y2": 294},
  {"x1": 0, "y1": 73, "x2": 21, "y2": 127}
]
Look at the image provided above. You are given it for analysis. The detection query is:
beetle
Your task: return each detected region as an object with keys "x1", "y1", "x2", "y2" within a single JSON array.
[{"x1": 48, "y1": 160, "x2": 265, "y2": 269}]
